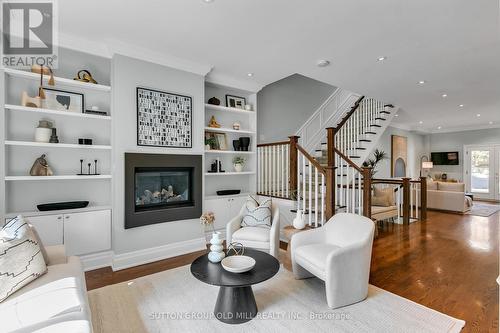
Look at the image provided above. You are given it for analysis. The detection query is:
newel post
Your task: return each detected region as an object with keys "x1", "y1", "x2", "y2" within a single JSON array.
[
  {"x1": 362, "y1": 167, "x2": 372, "y2": 219},
  {"x1": 402, "y1": 177, "x2": 411, "y2": 225},
  {"x1": 420, "y1": 176, "x2": 427, "y2": 221},
  {"x1": 288, "y1": 136, "x2": 299, "y2": 196},
  {"x1": 325, "y1": 128, "x2": 336, "y2": 220}
]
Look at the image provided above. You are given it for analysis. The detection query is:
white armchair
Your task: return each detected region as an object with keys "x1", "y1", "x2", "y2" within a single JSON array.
[
  {"x1": 291, "y1": 213, "x2": 375, "y2": 309},
  {"x1": 226, "y1": 201, "x2": 280, "y2": 258}
]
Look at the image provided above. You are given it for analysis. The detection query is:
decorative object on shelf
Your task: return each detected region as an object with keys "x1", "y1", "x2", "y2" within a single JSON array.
[
  {"x1": 232, "y1": 139, "x2": 241, "y2": 151},
  {"x1": 233, "y1": 156, "x2": 245, "y2": 172},
  {"x1": 85, "y1": 106, "x2": 108, "y2": 116},
  {"x1": 208, "y1": 115, "x2": 221, "y2": 128},
  {"x1": 209, "y1": 158, "x2": 225, "y2": 173},
  {"x1": 208, "y1": 232, "x2": 226, "y2": 263},
  {"x1": 21, "y1": 91, "x2": 42, "y2": 108},
  {"x1": 216, "y1": 189, "x2": 241, "y2": 196},
  {"x1": 79, "y1": 159, "x2": 84, "y2": 175},
  {"x1": 227, "y1": 242, "x2": 245, "y2": 256},
  {"x1": 293, "y1": 209, "x2": 306, "y2": 230},
  {"x1": 441, "y1": 173, "x2": 448, "y2": 181},
  {"x1": 76, "y1": 159, "x2": 99, "y2": 176},
  {"x1": 29, "y1": 154, "x2": 54, "y2": 176},
  {"x1": 239, "y1": 137, "x2": 251, "y2": 151},
  {"x1": 245, "y1": 104, "x2": 253, "y2": 111},
  {"x1": 137, "y1": 87, "x2": 192, "y2": 148},
  {"x1": 94, "y1": 159, "x2": 99, "y2": 175},
  {"x1": 78, "y1": 138, "x2": 93, "y2": 145},
  {"x1": 207, "y1": 97, "x2": 220, "y2": 105},
  {"x1": 31, "y1": 65, "x2": 55, "y2": 86},
  {"x1": 225, "y1": 94, "x2": 246, "y2": 109},
  {"x1": 232, "y1": 122, "x2": 241, "y2": 130},
  {"x1": 37, "y1": 201, "x2": 89, "y2": 211},
  {"x1": 34, "y1": 120, "x2": 53, "y2": 143},
  {"x1": 205, "y1": 136, "x2": 217, "y2": 150},
  {"x1": 215, "y1": 133, "x2": 228, "y2": 150},
  {"x1": 42, "y1": 88, "x2": 84, "y2": 113},
  {"x1": 49, "y1": 128, "x2": 59, "y2": 143},
  {"x1": 73, "y1": 70, "x2": 98, "y2": 84}
]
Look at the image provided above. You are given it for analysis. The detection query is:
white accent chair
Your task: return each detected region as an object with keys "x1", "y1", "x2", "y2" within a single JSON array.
[
  {"x1": 291, "y1": 213, "x2": 375, "y2": 309},
  {"x1": 226, "y1": 201, "x2": 280, "y2": 258}
]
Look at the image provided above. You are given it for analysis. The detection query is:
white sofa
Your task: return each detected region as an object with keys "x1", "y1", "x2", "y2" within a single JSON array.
[
  {"x1": 0, "y1": 245, "x2": 92, "y2": 333},
  {"x1": 427, "y1": 181, "x2": 471, "y2": 213}
]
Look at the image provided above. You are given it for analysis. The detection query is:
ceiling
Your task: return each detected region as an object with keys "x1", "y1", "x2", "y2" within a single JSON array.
[{"x1": 58, "y1": 0, "x2": 500, "y2": 133}]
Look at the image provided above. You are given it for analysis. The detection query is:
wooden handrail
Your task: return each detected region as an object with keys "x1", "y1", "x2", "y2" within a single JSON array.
[
  {"x1": 257, "y1": 140, "x2": 289, "y2": 147},
  {"x1": 332, "y1": 95, "x2": 365, "y2": 131},
  {"x1": 296, "y1": 144, "x2": 326, "y2": 175},
  {"x1": 332, "y1": 147, "x2": 363, "y2": 172}
]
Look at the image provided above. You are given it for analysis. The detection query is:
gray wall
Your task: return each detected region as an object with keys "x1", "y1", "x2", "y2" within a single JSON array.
[
  {"x1": 257, "y1": 74, "x2": 335, "y2": 143},
  {"x1": 111, "y1": 54, "x2": 205, "y2": 255},
  {"x1": 370, "y1": 126, "x2": 429, "y2": 179},
  {"x1": 429, "y1": 128, "x2": 500, "y2": 181}
]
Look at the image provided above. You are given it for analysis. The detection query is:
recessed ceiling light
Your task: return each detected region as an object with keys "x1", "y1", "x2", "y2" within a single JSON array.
[
  {"x1": 418, "y1": 81, "x2": 426, "y2": 85},
  {"x1": 437, "y1": 126, "x2": 442, "y2": 129},
  {"x1": 489, "y1": 121, "x2": 493, "y2": 125},
  {"x1": 317, "y1": 59, "x2": 330, "y2": 67},
  {"x1": 419, "y1": 121, "x2": 423, "y2": 124},
  {"x1": 394, "y1": 114, "x2": 399, "y2": 117},
  {"x1": 377, "y1": 56, "x2": 387, "y2": 61},
  {"x1": 203, "y1": 0, "x2": 214, "y2": 3},
  {"x1": 459, "y1": 104, "x2": 464, "y2": 107},
  {"x1": 476, "y1": 114, "x2": 481, "y2": 117},
  {"x1": 247, "y1": 73, "x2": 254, "y2": 77},
  {"x1": 441, "y1": 94, "x2": 447, "y2": 98}
]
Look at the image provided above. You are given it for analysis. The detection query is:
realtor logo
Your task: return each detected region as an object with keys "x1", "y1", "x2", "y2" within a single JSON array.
[{"x1": 1, "y1": 0, "x2": 58, "y2": 68}]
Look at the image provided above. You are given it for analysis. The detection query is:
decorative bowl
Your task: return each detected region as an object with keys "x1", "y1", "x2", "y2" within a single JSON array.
[{"x1": 221, "y1": 255, "x2": 256, "y2": 273}]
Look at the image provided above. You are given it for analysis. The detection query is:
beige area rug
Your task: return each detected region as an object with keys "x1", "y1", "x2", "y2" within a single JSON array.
[
  {"x1": 467, "y1": 203, "x2": 500, "y2": 217},
  {"x1": 88, "y1": 265, "x2": 465, "y2": 333}
]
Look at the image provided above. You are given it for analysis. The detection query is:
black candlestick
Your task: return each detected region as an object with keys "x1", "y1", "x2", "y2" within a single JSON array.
[
  {"x1": 87, "y1": 163, "x2": 91, "y2": 175},
  {"x1": 79, "y1": 159, "x2": 83, "y2": 175},
  {"x1": 94, "y1": 159, "x2": 98, "y2": 175}
]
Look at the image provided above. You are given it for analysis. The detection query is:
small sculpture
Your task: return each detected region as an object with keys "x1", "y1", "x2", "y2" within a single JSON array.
[
  {"x1": 30, "y1": 154, "x2": 54, "y2": 176},
  {"x1": 21, "y1": 91, "x2": 42, "y2": 108},
  {"x1": 208, "y1": 97, "x2": 221, "y2": 105},
  {"x1": 73, "y1": 70, "x2": 98, "y2": 84},
  {"x1": 232, "y1": 122, "x2": 241, "y2": 130},
  {"x1": 208, "y1": 115, "x2": 221, "y2": 128}
]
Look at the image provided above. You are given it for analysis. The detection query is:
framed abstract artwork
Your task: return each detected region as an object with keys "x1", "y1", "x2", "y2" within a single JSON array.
[
  {"x1": 43, "y1": 88, "x2": 84, "y2": 113},
  {"x1": 136, "y1": 87, "x2": 192, "y2": 148}
]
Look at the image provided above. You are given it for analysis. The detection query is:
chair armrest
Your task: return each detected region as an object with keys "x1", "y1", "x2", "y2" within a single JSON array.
[
  {"x1": 44, "y1": 245, "x2": 67, "y2": 265},
  {"x1": 269, "y1": 206, "x2": 280, "y2": 257},
  {"x1": 290, "y1": 227, "x2": 324, "y2": 254},
  {"x1": 226, "y1": 215, "x2": 243, "y2": 245}
]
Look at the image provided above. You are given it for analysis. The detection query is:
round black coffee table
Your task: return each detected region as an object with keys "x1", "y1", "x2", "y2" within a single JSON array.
[{"x1": 190, "y1": 249, "x2": 280, "y2": 324}]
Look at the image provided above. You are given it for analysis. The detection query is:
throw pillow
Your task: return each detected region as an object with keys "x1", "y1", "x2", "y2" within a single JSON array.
[
  {"x1": 372, "y1": 194, "x2": 391, "y2": 207},
  {"x1": 241, "y1": 196, "x2": 272, "y2": 229},
  {"x1": 373, "y1": 187, "x2": 396, "y2": 206},
  {"x1": 2, "y1": 216, "x2": 48, "y2": 264},
  {"x1": 0, "y1": 219, "x2": 47, "y2": 302}
]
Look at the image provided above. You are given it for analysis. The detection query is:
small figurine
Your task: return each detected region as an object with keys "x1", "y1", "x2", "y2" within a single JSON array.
[
  {"x1": 208, "y1": 115, "x2": 221, "y2": 128},
  {"x1": 29, "y1": 154, "x2": 54, "y2": 176}
]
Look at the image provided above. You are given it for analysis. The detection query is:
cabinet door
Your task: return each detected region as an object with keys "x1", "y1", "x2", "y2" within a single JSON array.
[
  {"x1": 229, "y1": 196, "x2": 246, "y2": 218},
  {"x1": 24, "y1": 215, "x2": 64, "y2": 246},
  {"x1": 63, "y1": 210, "x2": 111, "y2": 256},
  {"x1": 205, "y1": 198, "x2": 229, "y2": 231}
]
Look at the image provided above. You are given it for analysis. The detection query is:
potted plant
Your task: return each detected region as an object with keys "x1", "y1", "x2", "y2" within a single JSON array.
[
  {"x1": 232, "y1": 156, "x2": 245, "y2": 172},
  {"x1": 205, "y1": 137, "x2": 217, "y2": 150},
  {"x1": 362, "y1": 149, "x2": 388, "y2": 177}
]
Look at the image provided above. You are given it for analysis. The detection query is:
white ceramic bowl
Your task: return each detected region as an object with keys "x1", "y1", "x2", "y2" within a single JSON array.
[{"x1": 221, "y1": 255, "x2": 256, "y2": 273}]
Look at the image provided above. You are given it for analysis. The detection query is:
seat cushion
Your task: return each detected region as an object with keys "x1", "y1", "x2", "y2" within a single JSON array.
[
  {"x1": 371, "y1": 205, "x2": 397, "y2": 215},
  {"x1": 294, "y1": 243, "x2": 340, "y2": 273},
  {"x1": 437, "y1": 182, "x2": 465, "y2": 192},
  {"x1": 232, "y1": 227, "x2": 270, "y2": 243}
]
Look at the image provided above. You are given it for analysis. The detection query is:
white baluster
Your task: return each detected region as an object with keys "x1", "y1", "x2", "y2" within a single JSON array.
[
  {"x1": 297, "y1": 153, "x2": 301, "y2": 209},
  {"x1": 302, "y1": 153, "x2": 306, "y2": 212},
  {"x1": 358, "y1": 172, "x2": 362, "y2": 214},
  {"x1": 321, "y1": 173, "x2": 325, "y2": 225},
  {"x1": 286, "y1": 145, "x2": 289, "y2": 198},
  {"x1": 308, "y1": 163, "x2": 312, "y2": 226},
  {"x1": 346, "y1": 166, "x2": 350, "y2": 213},
  {"x1": 314, "y1": 168, "x2": 318, "y2": 227}
]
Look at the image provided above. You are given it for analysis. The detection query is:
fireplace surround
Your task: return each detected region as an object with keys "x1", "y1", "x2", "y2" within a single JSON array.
[{"x1": 125, "y1": 153, "x2": 202, "y2": 229}]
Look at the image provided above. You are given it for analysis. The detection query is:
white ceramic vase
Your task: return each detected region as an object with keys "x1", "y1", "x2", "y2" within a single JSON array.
[
  {"x1": 293, "y1": 209, "x2": 306, "y2": 229},
  {"x1": 208, "y1": 231, "x2": 225, "y2": 263},
  {"x1": 233, "y1": 163, "x2": 244, "y2": 172}
]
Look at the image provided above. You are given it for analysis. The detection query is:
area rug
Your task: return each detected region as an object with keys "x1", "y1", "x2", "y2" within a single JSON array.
[
  {"x1": 468, "y1": 203, "x2": 500, "y2": 217},
  {"x1": 88, "y1": 265, "x2": 465, "y2": 333}
]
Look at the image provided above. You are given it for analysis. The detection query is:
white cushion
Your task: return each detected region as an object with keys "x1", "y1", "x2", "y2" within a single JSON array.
[
  {"x1": 294, "y1": 243, "x2": 340, "y2": 272},
  {"x1": 427, "y1": 180, "x2": 438, "y2": 190},
  {"x1": 232, "y1": 227, "x2": 270, "y2": 242},
  {"x1": 241, "y1": 196, "x2": 272, "y2": 228}
]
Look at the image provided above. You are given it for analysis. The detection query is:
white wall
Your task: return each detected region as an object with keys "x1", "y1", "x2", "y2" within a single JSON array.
[
  {"x1": 111, "y1": 54, "x2": 205, "y2": 256},
  {"x1": 429, "y1": 128, "x2": 500, "y2": 181},
  {"x1": 369, "y1": 126, "x2": 429, "y2": 179},
  {"x1": 257, "y1": 74, "x2": 335, "y2": 143}
]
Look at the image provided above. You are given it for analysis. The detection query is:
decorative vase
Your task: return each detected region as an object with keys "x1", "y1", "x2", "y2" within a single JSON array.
[
  {"x1": 232, "y1": 140, "x2": 241, "y2": 151},
  {"x1": 232, "y1": 122, "x2": 241, "y2": 130},
  {"x1": 293, "y1": 209, "x2": 306, "y2": 229},
  {"x1": 208, "y1": 231, "x2": 225, "y2": 263},
  {"x1": 205, "y1": 144, "x2": 211, "y2": 150},
  {"x1": 35, "y1": 120, "x2": 52, "y2": 143},
  {"x1": 233, "y1": 163, "x2": 244, "y2": 172},
  {"x1": 239, "y1": 137, "x2": 250, "y2": 151},
  {"x1": 49, "y1": 128, "x2": 59, "y2": 143}
]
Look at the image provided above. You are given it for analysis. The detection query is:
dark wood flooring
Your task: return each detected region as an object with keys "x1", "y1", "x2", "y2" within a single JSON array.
[{"x1": 86, "y1": 204, "x2": 499, "y2": 332}]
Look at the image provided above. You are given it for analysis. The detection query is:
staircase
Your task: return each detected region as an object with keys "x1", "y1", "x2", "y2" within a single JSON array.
[{"x1": 257, "y1": 93, "x2": 427, "y2": 227}]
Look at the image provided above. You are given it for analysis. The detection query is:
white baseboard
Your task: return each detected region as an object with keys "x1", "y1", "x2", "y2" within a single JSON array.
[
  {"x1": 80, "y1": 251, "x2": 114, "y2": 271},
  {"x1": 111, "y1": 237, "x2": 207, "y2": 271}
]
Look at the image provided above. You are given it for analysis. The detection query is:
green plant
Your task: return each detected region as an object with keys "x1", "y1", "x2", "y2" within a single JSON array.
[
  {"x1": 362, "y1": 149, "x2": 388, "y2": 177},
  {"x1": 232, "y1": 156, "x2": 246, "y2": 165},
  {"x1": 205, "y1": 137, "x2": 217, "y2": 149}
]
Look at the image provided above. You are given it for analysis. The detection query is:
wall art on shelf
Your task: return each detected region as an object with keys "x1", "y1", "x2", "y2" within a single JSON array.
[
  {"x1": 42, "y1": 88, "x2": 84, "y2": 113},
  {"x1": 215, "y1": 133, "x2": 228, "y2": 150},
  {"x1": 137, "y1": 87, "x2": 192, "y2": 148},
  {"x1": 225, "y1": 94, "x2": 246, "y2": 109}
]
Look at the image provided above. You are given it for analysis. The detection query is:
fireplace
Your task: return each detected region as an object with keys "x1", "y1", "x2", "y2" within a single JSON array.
[{"x1": 125, "y1": 153, "x2": 202, "y2": 229}]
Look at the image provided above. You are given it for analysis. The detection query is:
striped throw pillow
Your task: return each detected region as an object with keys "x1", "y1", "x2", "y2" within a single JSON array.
[{"x1": 241, "y1": 196, "x2": 272, "y2": 229}]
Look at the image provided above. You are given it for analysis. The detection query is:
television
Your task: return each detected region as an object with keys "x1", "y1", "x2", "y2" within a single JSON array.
[{"x1": 431, "y1": 152, "x2": 459, "y2": 165}]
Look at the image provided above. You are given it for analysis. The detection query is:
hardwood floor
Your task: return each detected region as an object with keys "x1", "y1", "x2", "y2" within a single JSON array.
[{"x1": 86, "y1": 204, "x2": 499, "y2": 331}]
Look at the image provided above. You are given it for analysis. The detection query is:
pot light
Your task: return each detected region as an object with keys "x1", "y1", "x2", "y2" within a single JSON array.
[
  {"x1": 419, "y1": 121, "x2": 423, "y2": 124},
  {"x1": 394, "y1": 114, "x2": 399, "y2": 117},
  {"x1": 203, "y1": 0, "x2": 214, "y2": 3},
  {"x1": 476, "y1": 114, "x2": 481, "y2": 117},
  {"x1": 317, "y1": 59, "x2": 330, "y2": 67},
  {"x1": 441, "y1": 94, "x2": 447, "y2": 98},
  {"x1": 437, "y1": 126, "x2": 442, "y2": 129},
  {"x1": 489, "y1": 121, "x2": 493, "y2": 125},
  {"x1": 418, "y1": 81, "x2": 425, "y2": 85},
  {"x1": 247, "y1": 73, "x2": 254, "y2": 77},
  {"x1": 377, "y1": 56, "x2": 387, "y2": 61},
  {"x1": 459, "y1": 104, "x2": 464, "y2": 107}
]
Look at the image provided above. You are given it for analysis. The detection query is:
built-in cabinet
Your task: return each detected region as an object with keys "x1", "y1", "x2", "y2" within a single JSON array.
[
  {"x1": 205, "y1": 195, "x2": 246, "y2": 231},
  {"x1": 23, "y1": 214, "x2": 64, "y2": 246}
]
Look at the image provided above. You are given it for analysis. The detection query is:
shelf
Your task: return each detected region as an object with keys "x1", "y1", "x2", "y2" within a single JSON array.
[
  {"x1": 5, "y1": 141, "x2": 112, "y2": 150},
  {"x1": 205, "y1": 150, "x2": 255, "y2": 154},
  {"x1": 205, "y1": 192, "x2": 251, "y2": 200},
  {"x1": 3, "y1": 68, "x2": 111, "y2": 92},
  {"x1": 5, "y1": 175, "x2": 112, "y2": 181},
  {"x1": 205, "y1": 172, "x2": 255, "y2": 176},
  {"x1": 4, "y1": 104, "x2": 112, "y2": 120},
  {"x1": 205, "y1": 104, "x2": 255, "y2": 115},
  {"x1": 204, "y1": 127, "x2": 255, "y2": 135},
  {"x1": 5, "y1": 205, "x2": 112, "y2": 218}
]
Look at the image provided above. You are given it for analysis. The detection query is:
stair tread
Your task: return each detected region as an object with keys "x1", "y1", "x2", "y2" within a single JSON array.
[
  {"x1": 375, "y1": 117, "x2": 386, "y2": 121},
  {"x1": 349, "y1": 155, "x2": 361, "y2": 158},
  {"x1": 380, "y1": 111, "x2": 391, "y2": 114},
  {"x1": 365, "y1": 131, "x2": 377, "y2": 134},
  {"x1": 359, "y1": 139, "x2": 372, "y2": 142},
  {"x1": 370, "y1": 124, "x2": 382, "y2": 127}
]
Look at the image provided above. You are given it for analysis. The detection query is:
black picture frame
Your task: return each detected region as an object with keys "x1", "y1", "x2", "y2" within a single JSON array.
[
  {"x1": 43, "y1": 87, "x2": 85, "y2": 114},
  {"x1": 136, "y1": 87, "x2": 193, "y2": 148},
  {"x1": 225, "y1": 94, "x2": 246, "y2": 109}
]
